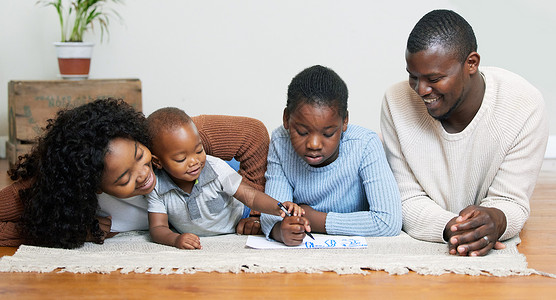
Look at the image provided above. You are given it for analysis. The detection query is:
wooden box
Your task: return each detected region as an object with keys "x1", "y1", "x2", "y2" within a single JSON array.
[{"x1": 7, "y1": 79, "x2": 142, "y2": 167}]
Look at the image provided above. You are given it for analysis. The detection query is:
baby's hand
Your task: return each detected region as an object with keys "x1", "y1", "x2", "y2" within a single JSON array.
[
  {"x1": 174, "y1": 233, "x2": 201, "y2": 250},
  {"x1": 280, "y1": 201, "x2": 305, "y2": 217}
]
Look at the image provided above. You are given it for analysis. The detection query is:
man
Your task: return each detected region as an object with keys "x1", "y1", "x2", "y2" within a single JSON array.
[{"x1": 380, "y1": 9, "x2": 548, "y2": 256}]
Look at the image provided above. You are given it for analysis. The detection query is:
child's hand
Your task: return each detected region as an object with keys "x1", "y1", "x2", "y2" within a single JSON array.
[
  {"x1": 174, "y1": 233, "x2": 201, "y2": 250},
  {"x1": 280, "y1": 201, "x2": 305, "y2": 217},
  {"x1": 278, "y1": 216, "x2": 310, "y2": 246}
]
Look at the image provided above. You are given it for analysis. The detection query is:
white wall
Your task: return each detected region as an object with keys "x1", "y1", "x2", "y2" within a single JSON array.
[{"x1": 1, "y1": 0, "x2": 554, "y2": 138}]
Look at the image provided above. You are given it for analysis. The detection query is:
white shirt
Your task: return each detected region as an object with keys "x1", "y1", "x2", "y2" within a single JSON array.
[{"x1": 97, "y1": 193, "x2": 149, "y2": 232}]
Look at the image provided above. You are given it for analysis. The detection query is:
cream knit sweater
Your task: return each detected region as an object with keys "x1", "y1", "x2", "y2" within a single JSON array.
[{"x1": 380, "y1": 67, "x2": 548, "y2": 243}]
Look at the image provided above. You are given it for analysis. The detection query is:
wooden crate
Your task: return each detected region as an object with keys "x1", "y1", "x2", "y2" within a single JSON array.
[
  {"x1": 5, "y1": 140, "x2": 34, "y2": 170},
  {"x1": 7, "y1": 79, "x2": 142, "y2": 167}
]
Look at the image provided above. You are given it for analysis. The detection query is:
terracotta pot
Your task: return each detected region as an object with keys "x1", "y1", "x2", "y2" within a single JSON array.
[{"x1": 54, "y1": 42, "x2": 94, "y2": 80}]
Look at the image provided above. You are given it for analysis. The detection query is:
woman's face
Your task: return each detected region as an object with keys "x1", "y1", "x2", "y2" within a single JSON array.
[{"x1": 99, "y1": 137, "x2": 156, "y2": 198}]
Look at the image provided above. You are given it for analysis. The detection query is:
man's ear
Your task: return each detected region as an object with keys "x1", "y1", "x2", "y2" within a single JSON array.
[
  {"x1": 152, "y1": 155, "x2": 163, "y2": 169},
  {"x1": 466, "y1": 52, "x2": 481, "y2": 75},
  {"x1": 342, "y1": 110, "x2": 349, "y2": 132},
  {"x1": 282, "y1": 108, "x2": 290, "y2": 130}
]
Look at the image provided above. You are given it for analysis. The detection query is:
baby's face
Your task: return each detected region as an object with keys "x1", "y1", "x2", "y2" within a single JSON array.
[
  {"x1": 152, "y1": 122, "x2": 207, "y2": 185},
  {"x1": 284, "y1": 102, "x2": 348, "y2": 167}
]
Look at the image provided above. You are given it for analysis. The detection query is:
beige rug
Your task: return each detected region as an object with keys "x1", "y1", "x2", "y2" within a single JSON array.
[{"x1": 0, "y1": 231, "x2": 553, "y2": 277}]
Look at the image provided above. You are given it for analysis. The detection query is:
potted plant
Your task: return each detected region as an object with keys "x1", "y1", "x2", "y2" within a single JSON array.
[{"x1": 37, "y1": 0, "x2": 123, "y2": 79}]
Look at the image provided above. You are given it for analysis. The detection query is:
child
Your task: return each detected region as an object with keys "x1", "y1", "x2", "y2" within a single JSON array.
[
  {"x1": 260, "y1": 65, "x2": 402, "y2": 246},
  {"x1": 146, "y1": 108, "x2": 303, "y2": 250}
]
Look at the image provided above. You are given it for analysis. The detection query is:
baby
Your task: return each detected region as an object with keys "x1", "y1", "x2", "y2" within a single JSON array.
[{"x1": 146, "y1": 107, "x2": 303, "y2": 249}]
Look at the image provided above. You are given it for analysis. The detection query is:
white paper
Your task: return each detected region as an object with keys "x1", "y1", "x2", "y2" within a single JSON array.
[{"x1": 246, "y1": 234, "x2": 368, "y2": 249}]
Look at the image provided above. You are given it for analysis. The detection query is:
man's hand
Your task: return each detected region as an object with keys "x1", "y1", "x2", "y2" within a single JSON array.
[
  {"x1": 236, "y1": 217, "x2": 262, "y2": 235},
  {"x1": 444, "y1": 205, "x2": 507, "y2": 256}
]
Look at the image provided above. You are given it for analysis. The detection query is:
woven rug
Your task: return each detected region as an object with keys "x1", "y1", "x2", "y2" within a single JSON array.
[{"x1": 0, "y1": 231, "x2": 553, "y2": 277}]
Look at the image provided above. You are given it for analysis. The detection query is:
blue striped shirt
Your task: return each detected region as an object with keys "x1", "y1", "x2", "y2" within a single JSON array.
[{"x1": 261, "y1": 124, "x2": 402, "y2": 237}]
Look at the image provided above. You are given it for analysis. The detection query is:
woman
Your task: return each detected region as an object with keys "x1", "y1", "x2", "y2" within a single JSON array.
[{"x1": 1, "y1": 98, "x2": 155, "y2": 248}]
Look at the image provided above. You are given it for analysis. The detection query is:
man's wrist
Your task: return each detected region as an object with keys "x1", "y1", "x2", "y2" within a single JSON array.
[{"x1": 443, "y1": 216, "x2": 458, "y2": 243}]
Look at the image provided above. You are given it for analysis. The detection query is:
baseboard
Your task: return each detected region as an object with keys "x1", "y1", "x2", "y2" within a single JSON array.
[
  {"x1": 541, "y1": 159, "x2": 556, "y2": 172},
  {"x1": 0, "y1": 136, "x2": 7, "y2": 159},
  {"x1": 546, "y1": 135, "x2": 556, "y2": 159}
]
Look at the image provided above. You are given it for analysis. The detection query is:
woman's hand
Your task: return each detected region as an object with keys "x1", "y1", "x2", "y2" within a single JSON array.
[
  {"x1": 236, "y1": 217, "x2": 262, "y2": 235},
  {"x1": 87, "y1": 216, "x2": 118, "y2": 244}
]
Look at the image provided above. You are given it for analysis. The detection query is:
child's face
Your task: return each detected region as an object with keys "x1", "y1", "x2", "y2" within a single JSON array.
[
  {"x1": 151, "y1": 122, "x2": 207, "y2": 185},
  {"x1": 283, "y1": 102, "x2": 348, "y2": 167},
  {"x1": 100, "y1": 138, "x2": 157, "y2": 198}
]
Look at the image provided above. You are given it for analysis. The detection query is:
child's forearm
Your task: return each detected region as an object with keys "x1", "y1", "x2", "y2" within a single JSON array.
[
  {"x1": 150, "y1": 225, "x2": 179, "y2": 247},
  {"x1": 252, "y1": 192, "x2": 282, "y2": 215},
  {"x1": 235, "y1": 183, "x2": 280, "y2": 216},
  {"x1": 299, "y1": 205, "x2": 327, "y2": 233}
]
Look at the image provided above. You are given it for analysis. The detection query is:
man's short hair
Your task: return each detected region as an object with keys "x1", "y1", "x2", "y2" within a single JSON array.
[{"x1": 407, "y1": 9, "x2": 477, "y2": 63}]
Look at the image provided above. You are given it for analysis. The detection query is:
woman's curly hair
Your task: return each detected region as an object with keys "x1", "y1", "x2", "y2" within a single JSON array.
[{"x1": 9, "y1": 98, "x2": 149, "y2": 249}]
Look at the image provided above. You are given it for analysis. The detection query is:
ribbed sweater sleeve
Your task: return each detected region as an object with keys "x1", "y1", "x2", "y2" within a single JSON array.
[
  {"x1": 0, "y1": 180, "x2": 28, "y2": 246},
  {"x1": 324, "y1": 136, "x2": 402, "y2": 236},
  {"x1": 261, "y1": 125, "x2": 402, "y2": 238},
  {"x1": 192, "y1": 115, "x2": 270, "y2": 192},
  {"x1": 381, "y1": 67, "x2": 548, "y2": 243}
]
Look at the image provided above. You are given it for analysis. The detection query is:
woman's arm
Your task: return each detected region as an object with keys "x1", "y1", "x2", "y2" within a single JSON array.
[
  {"x1": 192, "y1": 115, "x2": 270, "y2": 192},
  {"x1": 0, "y1": 181, "x2": 28, "y2": 246}
]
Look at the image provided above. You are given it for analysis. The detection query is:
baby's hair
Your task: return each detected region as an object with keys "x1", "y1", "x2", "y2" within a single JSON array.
[
  {"x1": 147, "y1": 107, "x2": 193, "y2": 140},
  {"x1": 407, "y1": 9, "x2": 477, "y2": 63},
  {"x1": 286, "y1": 65, "x2": 348, "y2": 119}
]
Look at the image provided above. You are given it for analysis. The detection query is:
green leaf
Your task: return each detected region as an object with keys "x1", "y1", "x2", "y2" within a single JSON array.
[{"x1": 37, "y1": 0, "x2": 123, "y2": 43}]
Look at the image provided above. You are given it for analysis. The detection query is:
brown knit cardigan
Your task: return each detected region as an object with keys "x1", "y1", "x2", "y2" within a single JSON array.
[{"x1": 0, "y1": 115, "x2": 270, "y2": 246}]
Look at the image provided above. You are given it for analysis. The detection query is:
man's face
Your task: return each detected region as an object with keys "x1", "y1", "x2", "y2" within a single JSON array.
[{"x1": 405, "y1": 46, "x2": 469, "y2": 121}]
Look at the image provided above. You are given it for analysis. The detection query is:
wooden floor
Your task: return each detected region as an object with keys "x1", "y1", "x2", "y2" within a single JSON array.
[{"x1": 1, "y1": 158, "x2": 555, "y2": 299}]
